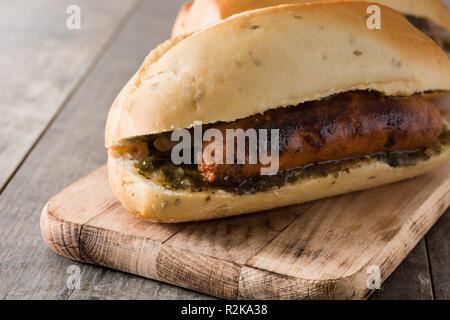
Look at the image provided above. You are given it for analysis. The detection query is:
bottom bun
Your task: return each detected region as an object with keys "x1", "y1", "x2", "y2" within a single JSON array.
[{"x1": 108, "y1": 137, "x2": 450, "y2": 223}]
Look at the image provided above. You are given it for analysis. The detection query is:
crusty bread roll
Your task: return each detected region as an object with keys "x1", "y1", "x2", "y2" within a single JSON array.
[
  {"x1": 172, "y1": 0, "x2": 450, "y2": 37},
  {"x1": 106, "y1": 2, "x2": 450, "y2": 222}
]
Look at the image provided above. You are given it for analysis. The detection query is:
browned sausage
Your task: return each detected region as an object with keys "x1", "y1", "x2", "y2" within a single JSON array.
[{"x1": 198, "y1": 91, "x2": 443, "y2": 186}]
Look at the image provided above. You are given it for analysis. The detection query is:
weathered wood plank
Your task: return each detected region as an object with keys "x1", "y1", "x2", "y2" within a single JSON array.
[
  {"x1": 425, "y1": 92, "x2": 450, "y2": 300},
  {"x1": 0, "y1": 0, "x2": 196, "y2": 299},
  {"x1": 0, "y1": 0, "x2": 138, "y2": 191},
  {"x1": 426, "y1": 208, "x2": 450, "y2": 300},
  {"x1": 370, "y1": 239, "x2": 434, "y2": 300}
]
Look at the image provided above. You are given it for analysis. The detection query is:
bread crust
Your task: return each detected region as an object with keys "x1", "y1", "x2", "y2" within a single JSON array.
[
  {"x1": 172, "y1": 0, "x2": 450, "y2": 36},
  {"x1": 107, "y1": 138, "x2": 450, "y2": 223},
  {"x1": 105, "y1": 1, "x2": 450, "y2": 148}
]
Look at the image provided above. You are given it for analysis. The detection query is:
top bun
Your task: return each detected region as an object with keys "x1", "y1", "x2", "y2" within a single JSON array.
[
  {"x1": 105, "y1": 1, "x2": 450, "y2": 147},
  {"x1": 173, "y1": 0, "x2": 450, "y2": 36}
]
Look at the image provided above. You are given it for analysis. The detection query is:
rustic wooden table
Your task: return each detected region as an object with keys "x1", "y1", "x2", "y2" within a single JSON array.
[{"x1": 0, "y1": 0, "x2": 449, "y2": 300}]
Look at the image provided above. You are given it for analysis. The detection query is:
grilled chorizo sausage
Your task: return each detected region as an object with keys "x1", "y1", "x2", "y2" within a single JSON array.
[{"x1": 198, "y1": 91, "x2": 443, "y2": 186}]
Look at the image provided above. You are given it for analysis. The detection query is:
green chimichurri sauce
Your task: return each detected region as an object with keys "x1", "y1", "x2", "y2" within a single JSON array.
[{"x1": 136, "y1": 130, "x2": 450, "y2": 195}]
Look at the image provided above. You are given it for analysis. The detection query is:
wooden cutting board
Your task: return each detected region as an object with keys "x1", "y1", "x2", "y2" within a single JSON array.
[{"x1": 41, "y1": 106, "x2": 450, "y2": 300}]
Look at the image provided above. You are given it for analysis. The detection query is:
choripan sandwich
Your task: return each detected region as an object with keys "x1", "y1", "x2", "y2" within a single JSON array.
[
  {"x1": 106, "y1": 1, "x2": 450, "y2": 222},
  {"x1": 173, "y1": 0, "x2": 450, "y2": 56}
]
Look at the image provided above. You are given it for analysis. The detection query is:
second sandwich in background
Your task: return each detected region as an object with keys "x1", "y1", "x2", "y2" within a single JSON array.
[{"x1": 173, "y1": 0, "x2": 450, "y2": 56}]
